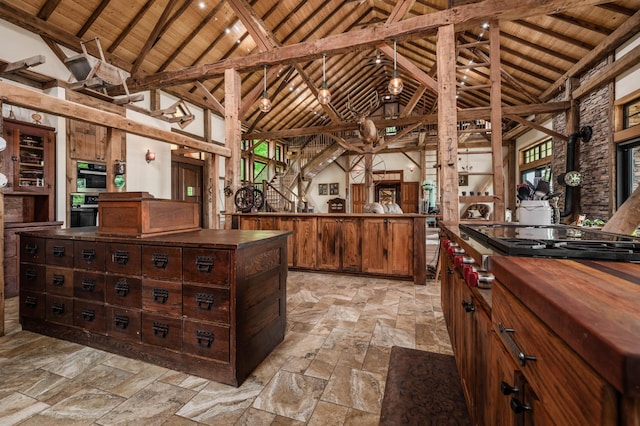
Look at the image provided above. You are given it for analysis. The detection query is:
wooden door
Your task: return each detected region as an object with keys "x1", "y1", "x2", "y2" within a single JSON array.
[
  {"x1": 387, "y1": 218, "x2": 413, "y2": 276},
  {"x1": 400, "y1": 182, "x2": 419, "y2": 213},
  {"x1": 361, "y1": 218, "x2": 388, "y2": 274},
  {"x1": 341, "y1": 217, "x2": 361, "y2": 272},
  {"x1": 171, "y1": 159, "x2": 203, "y2": 227},
  {"x1": 351, "y1": 183, "x2": 366, "y2": 213},
  {"x1": 317, "y1": 217, "x2": 340, "y2": 270}
]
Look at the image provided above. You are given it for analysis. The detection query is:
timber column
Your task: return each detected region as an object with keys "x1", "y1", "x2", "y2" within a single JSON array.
[{"x1": 224, "y1": 68, "x2": 242, "y2": 228}]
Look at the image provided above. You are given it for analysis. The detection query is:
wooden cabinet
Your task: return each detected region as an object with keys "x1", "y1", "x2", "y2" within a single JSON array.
[
  {"x1": 67, "y1": 119, "x2": 107, "y2": 161},
  {"x1": 362, "y1": 217, "x2": 413, "y2": 277},
  {"x1": 239, "y1": 216, "x2": 276, "y2": 230},
  {"x1": 18, "y1": 228, "x2": 289, "y2": 387},
  {"x1": 278, "y1": 216, "x2": 317, "y2": 268},
  {"x1": 317, "y1": 216, "x2": 361, "y2": 272}
]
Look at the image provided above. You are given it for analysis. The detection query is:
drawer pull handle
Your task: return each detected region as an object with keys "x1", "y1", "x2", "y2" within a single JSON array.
[
  {"x1": 152, "y1": 322, "x2": 169, "y2": 338},
  {"x1": 510, "y1": 398, "x2": 532, "y2": 414},
  {"x1": 25, "y1": 243, "x2": 38, "y2": 255},
  {"x1": 82, "y1": 248, "x2": 96, "y2": 261},
  {"x1": 196, "y1": 330, "x2": 214, "y2": 348},
  {"x1": 25, "y1": 269, "x2": 38, "y2": 280},
  {"x1": 113, "y1": 250, "x2": 129, "y2": 264},
  {"x1": 196, "y1": 293, "x2": 214, "y2": 310},
  {"x1": 82, "y1": 279, "x2": 96, "y2": 292},
  {"x1": 52, "y1": 245, "x2": 65, "y2": 257},
  {"x1": 52, "y1": 274, "x2": 65, "y2": 287},
  {"x1": 446, "y1": 267, "x2": 454, "y2": 275},
  {"x1": 461, "y1": 300, "x2": 475, "y2": 313},
  {"x1": 115, "y1": 280, "x2": 129, "y2": 296},
  {"x1": 114, "y1": 314, "x2": 130, "y2": 329},
  {"x1": 152, "y1": 254, "x2": 169, "y2": 269},
  {"x1": 500, "y1": 381, "x2": 519, "y2": 395},
  {"x1": 152, "y1": 288, "x2": 169, "y2": 304},
  {"x1": 25, "y1": 296, "x2": 38, "y2": 308},
  {"x1": 52, "y1": 302, "x2": 65, "y2": 314},
  {"x1": 195, "y1": 256, "x2": 214, "y2": 273},
  {"x1": 498, "y1": 323, "x2": 537, "y2": 366},
  {"x1": 82, "y1": 309, "x2": 95, "y2": 321}
]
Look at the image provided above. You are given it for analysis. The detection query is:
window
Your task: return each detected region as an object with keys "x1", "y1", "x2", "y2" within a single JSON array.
[
  {"x1": 616, "y1": 137, "x2": 640, "y2": 208},
  {"x1": 522, "y1": 139, "x2": 552, "y2": 165},
  {"x1": 623, "y1": 98, "x2": 640, "y2": 129},
  {"x1": 520, "y1": 139, "x2": 553, "y2": 186},
  {"x1": 253, "y1": 141, "x2": 269, "y2": 158},
  {"x1": 275, "y1": 144, "x2": 283, "y2": 162},
  {"x1": 254, "y1": 160, "x2": 267, "y2": 181}
]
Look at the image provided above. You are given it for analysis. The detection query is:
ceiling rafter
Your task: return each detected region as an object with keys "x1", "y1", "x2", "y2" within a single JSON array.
[
  {"x1": 37, "y1": 0, "x2": 62, "y2": 21},
  {"x1": 107, "y1": 0, "x2": 157, "y2": 54},
  {"x1": 76, "y1": 0, "x2": 112, "y2": 38}
]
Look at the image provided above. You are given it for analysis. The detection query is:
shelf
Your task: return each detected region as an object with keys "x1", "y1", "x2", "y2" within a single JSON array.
[{"x1": 459, "y1": 196, "x2": 497, "y2": 203}]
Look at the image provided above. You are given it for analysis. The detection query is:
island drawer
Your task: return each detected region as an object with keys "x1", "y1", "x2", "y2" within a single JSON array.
[
  {"x1": 142, "y1": 246, "x2": 182, "y2": 281},
  {"x1": 74, "y1": 300, "x2": 107, "y2": 334},
  {"x1": 105, "y1": 275, "x2": 142, "y2": 308},
  {"x1": 20, "y1": 263, "x2": 45, "y2": 292},
  {"x1": 20, "y1": 290, "x2": 45, "y2": 320},
  {"x1": 183, "y1": 319, "x2": 230, "y2": 362},
  {"x1": 45, "y1": 239, "x2": 74, "y2": 267},
  {"x1": 183, "y1": 284, "x2": 230, "y2": 324},
  {"x1": 141, "y1": 313, "x2": 182, "y2": 351},
  {"x1": 107, "y1": 307, "x2": 141, "y2": 342},
  {"x1": 142, "y1": 279, "x2": 182, "y2": 317},
  {"x1": 105, "y1": 243, "x2": 141, "y2": 276},
  {"x1": 46, "y1": 294, "x2": 74, "y2": 325},
  {"x1": 183, "y1": 248, "x2": 230, "y2": 287},
  {"x1": 20, "y1": 236, "x2": 45, "y2": 264},
  {"x1": 74, "y1": 241, "x2": 106, "y2": 271},
  {"x1": 73, "y1": 270, "x2": 105, "y2": 302},
  {"x1": 45, "y1": 266, "x2": 74, "y2": 297}
]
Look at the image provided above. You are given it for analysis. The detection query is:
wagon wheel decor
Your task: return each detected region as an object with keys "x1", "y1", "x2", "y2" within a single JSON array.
[
  {"x1": 349, "y1": 153, "x2": 386, "y2": 184},
  {"x1": 234, "y1": 185, "x2": 264, "y2": 213}
]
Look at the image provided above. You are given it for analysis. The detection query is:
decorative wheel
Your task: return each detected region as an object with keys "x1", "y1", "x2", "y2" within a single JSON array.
[
  {"x1": 349, "y1": 154, "x2": 386, "y2": 184},
  {"x1": 234, "y1": 186, "x2": 264, "y2": 212}
]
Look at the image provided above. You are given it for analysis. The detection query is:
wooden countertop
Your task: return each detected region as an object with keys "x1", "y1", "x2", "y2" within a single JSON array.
[
  {"x1": 19, "y1": 227, "x2": 291, "y2": 249},
  {"x1": 229, "y1": 212, "x2": 428, "y2": 218},
  {"x1": 488, "y1": 256, "x2": 640, "y2": 397}
]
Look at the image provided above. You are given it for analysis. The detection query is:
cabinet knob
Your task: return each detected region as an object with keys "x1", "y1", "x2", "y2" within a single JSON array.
[
  {"x1": 461, "y1": 300, "x2": 475, "y2": 313},
  {"x1": 510, "y1": 398, "x2": 532, "y2": 414},
  {"x1": 500, "y1": 381, "x2": 519, "y2": 395}
]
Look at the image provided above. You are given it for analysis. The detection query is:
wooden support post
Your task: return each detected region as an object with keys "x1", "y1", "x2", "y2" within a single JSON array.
[
  {"x1": 224, "y1": 68, "x2": 241, "y2": 228},
  {"x1": 0, "y1": 103, "x2": 4, "y2": 336},
  {"x1": 489, "y1": 20, "x2": 505, "y2": 221},
  {"x1": 105, "y1": 128, "x2": 125, "y2": 192},
  {"x1": 437, "y1": 24, "x2": 459, "y2": 222}
]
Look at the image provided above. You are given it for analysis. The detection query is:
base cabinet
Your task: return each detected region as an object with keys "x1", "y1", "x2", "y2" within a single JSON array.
[
  {"x1": 317, "y1": 217, "x2": 361, "y2": 272},
  {"x1": 19, "y1": 228, "x2": 288, "y2": 387}
]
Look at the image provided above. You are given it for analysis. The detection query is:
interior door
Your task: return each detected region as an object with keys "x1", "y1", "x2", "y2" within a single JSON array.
[
  {"x1": 351, "y1": 183, "x2": 366, "y2": 213},
  {"x1": 171, "y1": 159, "x2": 203, "y2": 227}
]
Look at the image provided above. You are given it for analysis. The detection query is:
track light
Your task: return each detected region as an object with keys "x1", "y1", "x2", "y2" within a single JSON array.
[
  {"x1": 388, "y1": 39, "x2": 403, "y2": 95},
  {"x1": 318, "y1": 53, "x2": 331, "y2": 105},
  {"x1": 258, "y1": 65, "x2": 272, "y2": 113}
]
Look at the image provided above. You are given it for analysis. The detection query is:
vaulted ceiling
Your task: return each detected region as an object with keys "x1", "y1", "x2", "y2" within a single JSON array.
[{"x1": 1, "y1": 0, "x2": 639, "y2": 145}]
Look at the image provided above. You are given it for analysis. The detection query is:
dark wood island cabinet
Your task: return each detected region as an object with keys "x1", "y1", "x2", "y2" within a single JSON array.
[{"x1": 18, "y1": 227, "x2": 290, "y2": 387}]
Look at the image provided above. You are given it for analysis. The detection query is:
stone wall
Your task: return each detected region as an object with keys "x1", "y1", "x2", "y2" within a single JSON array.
[{"x1": 551, "y1": 57, "x2": 612, "y2": 222}]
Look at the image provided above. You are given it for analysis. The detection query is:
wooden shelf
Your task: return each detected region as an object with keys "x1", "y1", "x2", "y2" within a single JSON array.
[{"x1": 459, "y1": 196, "x2": 496, "y2": 203}]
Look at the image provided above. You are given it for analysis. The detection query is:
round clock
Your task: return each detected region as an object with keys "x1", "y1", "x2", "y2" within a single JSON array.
[{"x1": 563, "y1": 170, "x2": 582, "y2": 187}]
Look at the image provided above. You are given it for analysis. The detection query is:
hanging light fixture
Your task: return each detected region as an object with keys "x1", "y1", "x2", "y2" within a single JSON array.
[
  {"x1": 317, "y1": 53, "x2": 331, "y2": 105},
  {"x1": 258, "y1": 65, "x2": 272, "y2": 112},
  {"x1": 388, "y1": 39, "x2": 403, "y2": 95}
]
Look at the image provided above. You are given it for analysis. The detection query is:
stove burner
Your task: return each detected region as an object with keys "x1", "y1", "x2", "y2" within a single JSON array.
[{"x1": 460, "y1": 224, "x2": 640, "y2": 262}]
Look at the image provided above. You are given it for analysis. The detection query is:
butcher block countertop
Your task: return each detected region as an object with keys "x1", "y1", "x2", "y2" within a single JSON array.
[{"x1": 488, "y1": 256, "x2": 640, "y2": 397}]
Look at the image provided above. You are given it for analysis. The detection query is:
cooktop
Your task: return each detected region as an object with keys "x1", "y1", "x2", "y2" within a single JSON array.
[{"x1": 459, "y1": 223, "x2": 640, "y2": 262}]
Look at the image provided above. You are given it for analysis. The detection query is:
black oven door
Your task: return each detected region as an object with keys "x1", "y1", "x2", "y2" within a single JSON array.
[
  {"x1": 77, "y1": 171, "x2": 107, "y2": 192},
  {"x1": 70, "y1": 207, "x2": 98, "y2": 227}
]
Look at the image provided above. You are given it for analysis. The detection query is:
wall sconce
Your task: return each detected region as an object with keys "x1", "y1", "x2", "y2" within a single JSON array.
[
  {"x1": 409, "y1": 165, "x2": 415, "y2": 173},
  {"x1": 145, "y1": 149, "x2": 156, "y2": 163}
]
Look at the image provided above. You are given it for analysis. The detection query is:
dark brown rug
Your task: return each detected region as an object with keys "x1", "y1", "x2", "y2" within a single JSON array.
[{"x1": 380, "y1": 346, "x2": 472, "y2": 425}]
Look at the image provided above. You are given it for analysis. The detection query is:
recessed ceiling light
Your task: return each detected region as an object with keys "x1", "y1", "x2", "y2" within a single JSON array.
[
  {"x1": 198, "y1": 1, "x2": 206, "y2": 9},
  {"x1": 482, "y1": 22, "x2": 490, "y2": 29},
  {"x1": 225, "y1": 28, "x2": 230, "y2": 34}
]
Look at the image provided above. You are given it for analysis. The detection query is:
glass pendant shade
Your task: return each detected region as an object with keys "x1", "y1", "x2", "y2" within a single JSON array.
[
  {"x1": 388, "y1": 39, "x2": 403, "y2": 95},
  {"x1": 318, "y1": 53, "x2": 331, "y2": 105},
  {"x1": 318, "y1": 81, "x2": 331, "y2": 105},
  {"x1": 258, "y1": 65, "x2": 271, "y2": 112}
]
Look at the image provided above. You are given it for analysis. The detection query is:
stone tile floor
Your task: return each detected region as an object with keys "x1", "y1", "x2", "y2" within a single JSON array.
[{"x1": 0, "y1": 271, "x2": 451, "y2": 425}]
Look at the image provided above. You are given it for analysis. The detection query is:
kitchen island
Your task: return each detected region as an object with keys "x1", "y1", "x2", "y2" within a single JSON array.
[
  {"x1": 439, "y1": 223, "x2": 640, "y2": 425},
  {"x1": 18, "y1": 227, "x2": 289, "y2": 387},
  {"x1": 229, "y1": 213, "x2": 427, "y2": 285}
]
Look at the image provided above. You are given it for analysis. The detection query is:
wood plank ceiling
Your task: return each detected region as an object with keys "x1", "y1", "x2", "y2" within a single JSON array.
[{"x1": 0, "y1": 0, "x2": 639, "y2": 147}]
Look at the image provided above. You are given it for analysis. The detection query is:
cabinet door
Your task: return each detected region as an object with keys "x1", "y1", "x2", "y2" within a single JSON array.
[
  {"x1": 317, "y1": 217, "x2": 340, "y2": 270},
  {"x1": 361, "y1": 218, "x2": 388, "y2": 274},
  {"x1": 12, "y1": 124, "x2": 53, "y2": 194},
  {"x1": 340, "y1": 218, "x2": 361, "y2": 272},
  {"x1": 239, "y1": 217, "x2": 261, "y2": 230},
  {"x1": 294, "y1": 217, "x2": 317, "y2": 269},
  {"x1": 277, "y1": 217, "x2": 295, "y2": 267},
  {"x1": 387, "y1": 218, "x2": 413, "y2": 276},
  {"x1": 68, "y1": 120, "x2": 106, "y2": 161},
  {"x1": 487, "y1": 333, "x2": 522, "y2": 426}
]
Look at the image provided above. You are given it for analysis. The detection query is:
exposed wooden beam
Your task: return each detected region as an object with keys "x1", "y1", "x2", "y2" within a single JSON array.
[
  {"x1": 128, "y1": 0, "x2": 613, "y2": 90},
  {"x1": 505, "y1": 114, "x2": 568, "y2": 141},
  {"x1": 107, "y1": 0, "x2": 157, "y2": 54},
  {"x1": 377, "y1": 43, "x2": 439, "y2": 93},
  {"x1": 130, "y1": 0, "x2": 180, "y2": 75},
  {"x1": 76, "y1": 0, "x2": 112, "y2": 38},
  {"x1": 37, "y1": 0, "x2": 62, "y2": 20},
  {"x1": 0, "y1": 55, "x2": 45, "y2": 73},
  {"x1": 541, "y1": 9, "x2": 640, "y2": 101},
  {"x1": 401, "y1": 85, "x2": 427, "y2": 118},
  {"x1": 194, "y1": 81, "x2": 225, "y2": 116},
  {"x1": 0, "y1": 81, "x2": 230, "y2": 156}
]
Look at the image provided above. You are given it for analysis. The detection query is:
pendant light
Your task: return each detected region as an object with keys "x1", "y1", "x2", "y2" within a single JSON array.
[
  {"x1": 317, "y1": 53, "x2": 331, "y2": 105},
  {"x1": 258, "y1": 65, "x2": 272, "y2": 112},
  {"x1": 388, "y1": 39, "x2": 403, "y2": 95}
]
